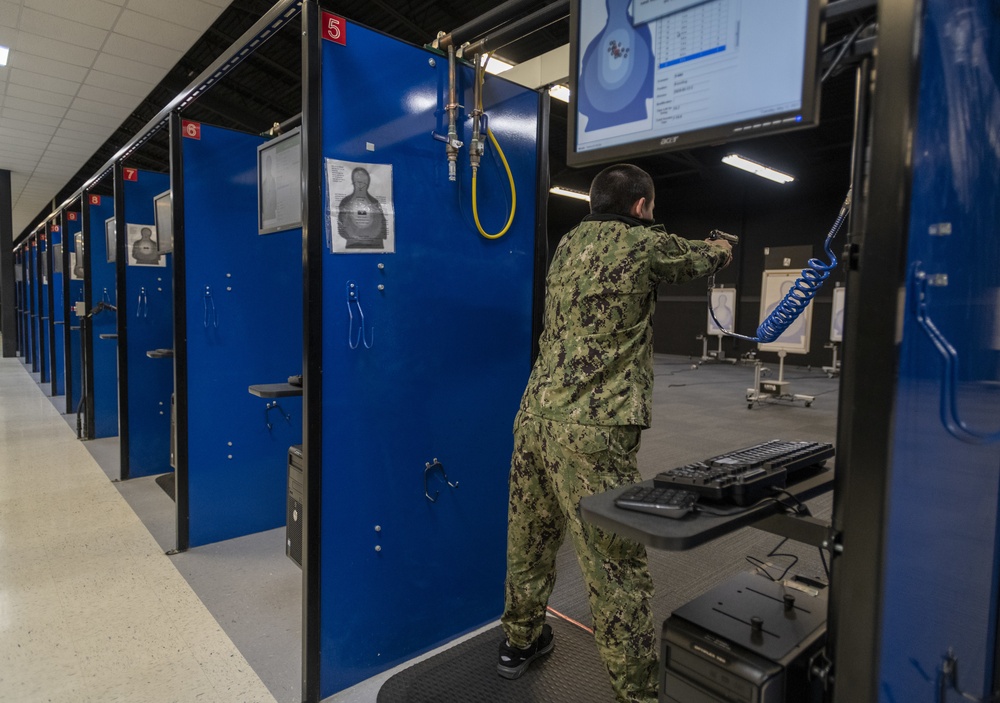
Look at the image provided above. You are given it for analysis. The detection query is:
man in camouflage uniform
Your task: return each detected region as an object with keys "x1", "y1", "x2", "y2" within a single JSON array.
[{"x1": 497, "y1": 164, "x2": 732, "y2": 703}]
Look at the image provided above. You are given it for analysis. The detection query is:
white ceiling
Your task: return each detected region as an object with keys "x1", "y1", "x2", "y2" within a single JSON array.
[{"x1": 0, "y1": 0, "x2": 233, "y2": 236}]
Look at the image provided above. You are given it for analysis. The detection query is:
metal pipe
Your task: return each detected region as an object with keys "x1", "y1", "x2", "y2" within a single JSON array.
[
  {"x1": 435, "y1": 0, "x2": 541, "y2": 50},
  {"x1": 470, "y1": 53, "x2": 483, "y2": 172},
  {"x1": 461, "y1": 0, "x2": 569, "y2": 57},
  {"x1": 261, "y1": 112, "x2": 303, "y2": 138},
  {"x1": 446, "y1": 44, "x2": 460, "y2": 181}
]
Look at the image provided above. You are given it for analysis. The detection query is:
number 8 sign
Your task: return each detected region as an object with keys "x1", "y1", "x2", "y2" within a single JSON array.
[{"x1": 322, "y1": 12, "x2": 345, "y2": 45}]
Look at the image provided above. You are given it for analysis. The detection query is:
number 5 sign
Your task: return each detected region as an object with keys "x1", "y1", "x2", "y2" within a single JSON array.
[{"x1": 322, "y1": 12, "x2": 345, "y2": 45}]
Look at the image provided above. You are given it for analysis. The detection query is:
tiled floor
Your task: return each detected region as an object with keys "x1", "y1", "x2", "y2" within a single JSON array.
[{"x1": 0, "y1": 357, "x2": 277, "y2": 703}]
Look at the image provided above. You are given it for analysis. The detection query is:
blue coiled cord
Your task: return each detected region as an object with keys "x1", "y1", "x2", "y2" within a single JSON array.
[{"x1": 709, "y1": 189, "x2": 852, "y2": 343}]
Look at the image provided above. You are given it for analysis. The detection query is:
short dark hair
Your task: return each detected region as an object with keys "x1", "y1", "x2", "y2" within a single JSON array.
[{"x1": 589, "y1": 164, "x2": 654, "y2": 216}]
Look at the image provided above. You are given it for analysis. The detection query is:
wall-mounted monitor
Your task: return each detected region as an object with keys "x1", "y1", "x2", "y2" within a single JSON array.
[
  {"x1": 105, "y1": 217, "x2": 116, "y2": 264},
  {"x1": 257, "y1": 127, "x2": 302, "y2": 235},
  {"x1": 153, "y1": 190, "x2": 173, "y2": 254},
  {"x1": 567, "y1": 0, "x2": 825, "y2": 167}
]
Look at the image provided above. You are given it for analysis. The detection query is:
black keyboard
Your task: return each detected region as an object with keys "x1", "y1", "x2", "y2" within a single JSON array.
[
  {"x1": 653, "y1": 440, "x2": 835, "y2": 506},
  {"x1": 614, "y1": 486, "x2": 699, "y2": 519}
]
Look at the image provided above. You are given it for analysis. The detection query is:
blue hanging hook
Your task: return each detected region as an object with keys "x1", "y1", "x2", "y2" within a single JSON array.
[{"x1": 346, "y1": 281, "x2": 374, "y2": 349}]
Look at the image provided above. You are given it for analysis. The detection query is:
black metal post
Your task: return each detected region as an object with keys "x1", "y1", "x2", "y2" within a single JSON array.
[
  {"x1": 531, "y1": 90, "x2": 550, "y2": 363},
  {"x1": 0, "y1": 170, "x2": 15, "y2": 358},
  {"x1": 169, "y1": 111, "x2": 190, "y2": 554},
  {"x1": 79, "y1": 196, "x2": 93, "y2": 425},
  {"x1": 828, "y1": 0, "x2": 924, "y2": 701},
  {"x1": 46, "y1": 218, "x2": 58, "y2": 395},
  {"x1": 301, "y1": 2, "x2": 323, "y2": 700},
  {"x1": 114, "y1": 163, "x2": 130, "y2": 480}
]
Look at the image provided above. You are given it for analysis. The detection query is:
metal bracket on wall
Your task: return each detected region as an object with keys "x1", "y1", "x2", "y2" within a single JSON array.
[
  {"x1": 203, "y1": 286, "x2": 218, "y2": 328},
  {"x1": 347, "y1": 281, "x2": 373, "y2": 349},
  {"x1": 264, "y1": 400, "x2": 291, "y2": 431},
  {"x1": 136, "y1": 287, "x2": 148, "y2": 318},
  {"x1": 424, "y1": 459, "x2": 459, "y2": 503}
]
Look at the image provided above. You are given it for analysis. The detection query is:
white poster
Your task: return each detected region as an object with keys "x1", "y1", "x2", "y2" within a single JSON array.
[
  {"x1": 71, "y1": 233, "x2": 85, "y2": 281},
  {"x1": 326, "y1": 159, "x2": 395, "y2": 253},
  {"x1": 758, "y1": 270, "x2": 812, "y2": 354},
  {"x1": 126, "y1": 223, "x2": 164, "y2": 267},
  {"x1": 707, "y1": 287, "x2": 736, "y2": 336}
]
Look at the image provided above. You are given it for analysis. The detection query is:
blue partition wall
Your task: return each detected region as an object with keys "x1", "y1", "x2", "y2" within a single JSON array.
[
  {"x1": 65, "y1": 217, "x2": 84, "y2": 413},
  {"x1": 50, "y1": 226, "x2": 65, "y2": 396},
  {"x1": 32, "y1": 240, "x2": 42, "y2": 371},
  {"x1": 87, "y1": 197, "x2": 119, "y2": 437},
  {"x1": 120, "y1": 171, "x2": 173, "y2": 478},
  {"x1": 38, "y1": 235, "x2": 51, "y2": 384},
  {"x1": 317, "y1": 23, "x2": 540, "y2": 694},
  {"x1": 16, "y1": 248, "x2": 26, "y2": 359},
  {"x1": 876, "y1": 1, "x2": 1000, "y2": 700},
  {"x1": 181, "y1": 123, "x2": 303, "y2": 546}
]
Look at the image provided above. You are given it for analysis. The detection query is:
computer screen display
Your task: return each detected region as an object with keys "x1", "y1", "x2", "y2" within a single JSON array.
[
  {"x1": 567, "y1": 0, "x2": 824, "y2": 166},
  {"x1": 257, "y1": 127, "x2": 302, "y2": 235},
  {"x1": 105, "y1": 217, "x2": 116, "y2": 264},
  {"x1": 153, "y1": 190, "x2": 172, "y2": 254}
]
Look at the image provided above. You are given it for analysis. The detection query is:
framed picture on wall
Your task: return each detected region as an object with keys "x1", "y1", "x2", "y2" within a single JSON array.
[
  {"x1": 758, "y1": 270, "x2": 812, "y2": 354},
  {"x1": 126, "y1": 224, "x2": 164, "y2": 267}
]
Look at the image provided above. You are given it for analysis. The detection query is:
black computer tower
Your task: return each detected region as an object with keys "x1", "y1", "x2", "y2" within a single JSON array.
[
  {"x1": 286, "y1": 444, "x2": 304, "y2": 567},
  {"x1": 661, "y1": 572, "x2": 827, "y2": 703}
]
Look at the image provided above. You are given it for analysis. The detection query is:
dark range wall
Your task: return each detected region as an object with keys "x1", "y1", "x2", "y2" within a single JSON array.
[
  {"x1": 655, "y1": 175, "x2": 851, "y2": 368},
  {"x1": 549, "y1": 162, "x2": 852, "y2": 369}
]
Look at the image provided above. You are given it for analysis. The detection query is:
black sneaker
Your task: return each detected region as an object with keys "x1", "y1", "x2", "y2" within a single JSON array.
[{"x1": 497, "y1": 624, "x2": 554, "y2": 679}]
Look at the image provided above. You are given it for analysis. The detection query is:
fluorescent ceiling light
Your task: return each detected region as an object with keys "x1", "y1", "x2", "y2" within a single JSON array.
[
  {"x1": 0, "y1": 46, "x2": 9, "y2": 66},
  {"x1": 550, "y1": 186, "x2": 590, "y2": 202},
  {"x1": 481, "y1": 54, "x2": 513, "y2": 75},
  {"x1": 548, "y1": 84, "x2": 570, "y2": 103},
  {"x1": 722, "y1": 154, "x2": 794, "y2": 184}
]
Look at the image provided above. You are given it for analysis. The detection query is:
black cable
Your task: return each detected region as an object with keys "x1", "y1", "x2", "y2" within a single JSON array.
[
  {"x1": 746, "y1": 537, "x2": 799, "y2": 583},
  {"x1": 822, "y1": 19, "x2": 875, "y2": 83},
  {"x1": 818, "y1": 546, "x2": 830, "y2": 580}
]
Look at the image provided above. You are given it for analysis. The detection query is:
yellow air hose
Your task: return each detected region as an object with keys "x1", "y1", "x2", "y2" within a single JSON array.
[
  {"x1": 472, "y1": 128, "x2": 516, "y2": 239},
  {"x1": 471, "y1": 51, "x2": 516, "y2": 240}
]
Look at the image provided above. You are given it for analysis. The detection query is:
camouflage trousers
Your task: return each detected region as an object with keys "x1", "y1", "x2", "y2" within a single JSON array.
[{"x1": 501, "y1": 412, "x2": 658, "y2": 703}]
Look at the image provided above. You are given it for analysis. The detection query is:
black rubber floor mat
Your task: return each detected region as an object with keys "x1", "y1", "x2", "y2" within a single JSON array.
[
  {"x1": 377, "y1": 618, "x2": 616, "y2": 703},
  {"x1": 154, "y1": 472, "x2": 175, "y2": 501}
]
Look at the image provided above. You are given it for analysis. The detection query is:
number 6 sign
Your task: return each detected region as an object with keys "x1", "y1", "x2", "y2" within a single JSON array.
[
  {"x1": 322, "y1": 12, "x2": 345, "y2": 45},
  {"x1": 182, "y1": 120, "x2": 201, "y2": 140}
]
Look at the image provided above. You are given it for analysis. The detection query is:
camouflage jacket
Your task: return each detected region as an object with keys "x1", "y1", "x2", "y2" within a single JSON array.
[{"x1": 520, "y1": 214, "x2": 731, "y2": 427}]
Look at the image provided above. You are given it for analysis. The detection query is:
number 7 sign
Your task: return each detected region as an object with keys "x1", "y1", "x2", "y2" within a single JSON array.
[
  {"x1": 322, "y1": 12, "x2": 345, "y2": 45},
  {"x1": 123, "y1": 167, "x2": 138, "y2": 182}
]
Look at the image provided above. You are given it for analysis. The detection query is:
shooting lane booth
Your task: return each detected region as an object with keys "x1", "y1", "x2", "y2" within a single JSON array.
[
  {"x1": 572, "y1": 0, "x2": 1000, "y2": 702},
  {"x1": 113, "y1": 167, "x2": 174, "y2": 480},
  {"x1": 79, "y1": 190, "x2": 120, "y2": 440},
  {"x1": 170, "y1": 113, "x2": 304, "y2": 551},
  {"x1": 299, "y1": 3, "x2": 547, "y2": 698},
  {"x1": 46, "y1": 217, "x2": 65, "y2": 399},
  {"x1": 30, "y1": 230, "x2": 49, "y2": 383},
  {"x1": 14, "y1": 243, "x2": 26, "y2": 361}
]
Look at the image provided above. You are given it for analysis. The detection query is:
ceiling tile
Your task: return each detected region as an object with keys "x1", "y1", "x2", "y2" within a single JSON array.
[
  {"x1": 102, "y1": 31, "x2": 180, "y2": 68},
  {"x1": 3, "y1": 95, "x2": 69, "y2": 118},
  {"x1": 8, "y1": 67, "x2": 82, "y2": 95},
  {"x1": 18, "y1": 7, "x2": 110, "y2": 50},
  {"x1": 23, "y1": 0, "x2": 123, "y2": 31},
  {"x1": 0, "y1": 25, "x2": 15, "y2": 45},
  {"x1": 0, "y1": 127, "x2": 52, "y2": 146},
  {"x1": 0, "y1": 1, "x2": 19, "y2": 29},
  {"x1": 57, "y1": 118, "x2": 114, "y2": 136},
  {"x1": 84, "y1": 68, "x2": 153, "y2": 96},
  {"x1": 3, "y1": 106, "x2": 62, "y2": 127},
  {"x1": 63, "y1": 106, "x2": 118, "y2": 126},
  {"x1": 8, "y1": 50, "x2": 89, "y2": 82},
  {"x1": 5, "y1": 83, "x2": 75, "y2": 107},
  {"x1": 76, "y1": 82, "x2": 141, "y2": 108},
  {"x1": 69, "y1": 95, "x2": 132, "y2": 118},
  {"x1": 91, "y1": 52, "x2": 165, "y2": 83},
  {"x1": 114, "y1": 10, "x2": 199, "y2": 51},
  {"x1": 14, "y1": 31, "x2": 101, "y2": 67},
  {"x1": 124, "y1": 0, "x2": 223, "y2": 32}
]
